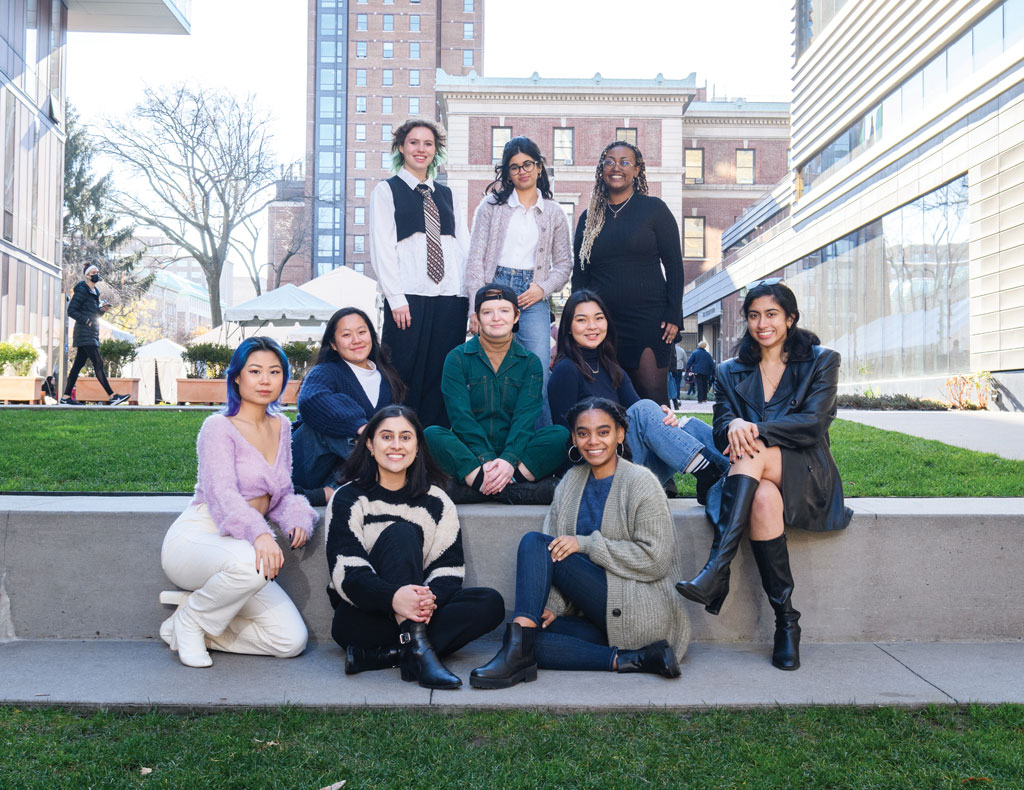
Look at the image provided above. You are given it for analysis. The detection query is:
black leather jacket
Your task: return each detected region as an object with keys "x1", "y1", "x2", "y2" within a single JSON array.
[
  {"x1": 712, "y1": 344, "x2": 852, "y2": 532},
  {"x1": 68, "y1": 280, "x2": 102, "y2": 347}
]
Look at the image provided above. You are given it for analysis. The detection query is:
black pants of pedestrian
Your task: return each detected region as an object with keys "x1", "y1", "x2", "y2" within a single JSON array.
[
  {"x1": 696, "y1": 374, "x2": 710, "y2": 403},
  {"x1": 382, "y1": 294, "x2": 469, "y2": 429},
  {"x1": 330, "y1": 521, "x2": 504, "y2": 656},
  {"x1": 64, "y1": 345, "x2": 112, "y2": 397}
]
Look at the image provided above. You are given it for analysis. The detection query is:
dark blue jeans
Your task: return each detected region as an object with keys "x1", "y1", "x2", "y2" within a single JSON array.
[
  {"x1": 511, "y1": 531, "x2": 616, "y2": 671},
  {"x1": 291, "y1": 423, "x2": 356, "y2": 489}
]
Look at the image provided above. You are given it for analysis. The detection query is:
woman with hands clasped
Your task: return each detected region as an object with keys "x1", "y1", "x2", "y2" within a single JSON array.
[
  {"x1": 470, "y1": 397, "x2": 689, "y2": 689},
  {"x1": 675, "y1": 280, "x2": 852, "y2": 671},
  {"x1": 160, "y1": 337, "x2": 317, "y2": 668},
  {"x1": 326, "y1": 405, "x2": 504, "y2": 689}
]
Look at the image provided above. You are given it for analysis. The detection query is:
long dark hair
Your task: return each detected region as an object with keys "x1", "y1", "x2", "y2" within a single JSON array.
[
  {"x1": 554, "y1": 290, "x2": 625, "y2": 388},
  {"x1": 316, "y1": 307, "x2": 407, "y2": 403},
  {"x1": 341, "y1": 405, "x2": 447, "y2": 498},
  {"x1": 735, "y1": 281, "x2": 820, "y2": 365},
  {"x1": 484, "y1": 136, "x2": 553, "y2": 206},
  {"x1": 566, "y1": 396, "x2": 632, "y2": 462}
]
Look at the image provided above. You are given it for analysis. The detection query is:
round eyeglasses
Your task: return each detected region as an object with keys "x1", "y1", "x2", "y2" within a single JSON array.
[
  {"x1": 602, "y1": 158, "x2": 636, "y2": 169},
  {"x1": 508, "y1": 160, "x2": 539, "y2": 175}
]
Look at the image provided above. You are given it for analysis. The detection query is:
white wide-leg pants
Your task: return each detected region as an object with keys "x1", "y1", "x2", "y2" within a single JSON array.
[{"x1": 161, "y1": 504, "x2": 307, "y2": 658}]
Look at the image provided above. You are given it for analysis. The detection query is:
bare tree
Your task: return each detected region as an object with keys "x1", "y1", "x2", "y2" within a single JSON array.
[
  {"x1": 101, "y1": 84, "x2": 276, "y2": 325},
  {"x1": 266, "y1": 197, "x2": 312, "y2": 291},
  {"x1": 230, "y1": 215, "x2": 266, "y2": 298}
]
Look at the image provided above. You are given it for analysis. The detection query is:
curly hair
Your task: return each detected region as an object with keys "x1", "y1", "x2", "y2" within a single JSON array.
[
  {"x1": 390, "y1": 118, "x2": 448, "y2": 179},
  {"x1": 578, "y1": 140, "x2": 650, "y2": 268},
  {"x1": 484, "y1": 136, "x2": 553, "y2": 205}
]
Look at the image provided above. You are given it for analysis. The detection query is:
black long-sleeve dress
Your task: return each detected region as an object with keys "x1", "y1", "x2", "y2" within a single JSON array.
[{"x1": 571, "y1": 193, "x2": 684, "y2": 369}]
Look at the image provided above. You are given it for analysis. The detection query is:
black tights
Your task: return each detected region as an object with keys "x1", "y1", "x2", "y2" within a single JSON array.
[
  {"x1": 64, "y1": 345, "x2": 112, "y2": 397},
  {"x1": 625, "y1": 347, "x2": 668, "y2": 405}
]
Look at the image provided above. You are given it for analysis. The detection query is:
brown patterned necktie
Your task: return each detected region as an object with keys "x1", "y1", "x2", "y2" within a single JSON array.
[{"x1": 416, "y1": 183, "x2": 445, "y2": 284}]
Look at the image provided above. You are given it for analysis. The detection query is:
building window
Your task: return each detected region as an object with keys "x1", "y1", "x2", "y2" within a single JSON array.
[
  {"x1": 356, "y1": 69, "x2": 367, "y2": 87},
  {"x1": 464, "y1": 22, "x2": 474, "y2": 39},
  {"x1": 382, "y1": 124, "x2": 392, "y2": 141},
  {"x1": 354, "y1": 207, "x2": 366, "y2": 225},
  {"x1": 356, "y1": 41, "x2": 366, "y2": 58},
  {"x1": 381, "y1": 152, "x2": 391, "y2": 170},
  {"x1": 355, "y1": 152, "x2": 366, "y2": 169},
  {"x1": 356, "y1": 14, "x2": 367, "y2": 31},
  {"x1": 354, "y1": 179, "x2": 366, "y2": 198},
  {"x1": 409, "y1": 97, "x2": 420, "y2": 114},
  {"x1": 409, "y1": 69, "x2": 420, "y2": 87},
  {"x1": 383, "y1": 14, "x2": 394, "y2": 31},
  {"x1": 410, "y1": 14, "x2": 420, "y2": 32},
  {"x1": 382, "y1": 96, "x2": 393, "y2": 114},
  {"x1": 383, "y1": 0, "x2": 393, "y2": 4},
  {"x1": 684, "y1": 149, "x2": 704, "y2": 184},
  {"x1": 320, "y1": 13, "x2": 337, "y2": 35},
  {"x1": 615, "y1": 128, "x2": 637, "y2": 146},
  {"x1": 464, "y1": 0, "x2": 474, "y2": 10},
  {"x1": 491, "y1": 126, "x2": 512, "y2": 162},
  {"x1": 736, "y1": 149, "x2": 755, "y2": 184},
  {"x1": 553, "y1": 128, "x2": 574, "y2": 165},
  {"x1": 463, "y1": 49, "x2": 473, "y2": 68},
  {"x1": 410, "y1": 42, "x2": 420, "y2": 59},
  {"x1": 683, "y1": 217, "x2": 705, "y2": 258},
  {"x1": 382, "y1": 69, "x2": 393, "y2": 87},
  {"x1": 355, "y1": 124, "x2": 366, "y2": 141},
  {"x1": 355, "y1": 96, "x2": 366, "y2": 113},
  {"x1": 318, "y1": 97, "x2": 336, "y2": 119},
  {"x1": 320, "y1": 41, "x2": 336, "y2": 62},
  {"x1": 354, "y1": 235, "x2": 365, "y2": 253},
  {"x1": 319, "y1": 123, "x2": 336, "y2": 146},
  {"x1": 383, "y1": 42, "x2": 393, "y2": 58}
]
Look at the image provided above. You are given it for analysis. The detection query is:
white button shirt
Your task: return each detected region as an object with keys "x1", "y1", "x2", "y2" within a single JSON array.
[
  {"x1": 496, "y1": 190, "x2": 542, "y2": 270},
  {"x1": 369, "y1": 167, "x2": 471, "y2": 310}
]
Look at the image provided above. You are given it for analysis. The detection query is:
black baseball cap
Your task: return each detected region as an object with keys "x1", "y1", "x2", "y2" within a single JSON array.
[{"x1": 474, "y1": 282, "x2": 519, "y2": 313}]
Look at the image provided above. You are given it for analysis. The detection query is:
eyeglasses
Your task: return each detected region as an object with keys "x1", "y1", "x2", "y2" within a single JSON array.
[
  {"x1": 601, "y1": 158, "x2": 636, "y2": 169},
  {"x1": 508, "y1": 160, "x2": 539, "y2": 175}
]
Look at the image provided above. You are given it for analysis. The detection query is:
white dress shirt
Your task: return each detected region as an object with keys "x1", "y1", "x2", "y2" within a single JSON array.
[
  {"x1": 369, "y1": 167, "x2": 471, "y2": 310},
  {"x1": 496, "y1": 190, "x2": 542, "y2": 270}
]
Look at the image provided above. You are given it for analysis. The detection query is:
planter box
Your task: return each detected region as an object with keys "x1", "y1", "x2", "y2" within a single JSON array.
[
  {"x1": 176, "y1": 378, "x2": 227, "y2": 405},
  {"x1": 0, "y1": 376, "x2": 44, "y2": 404},
  {"x1": 283, "y1": 379, "x2": 300, "y2": 405},
  {"x1": 75, "y1": 377, "x2": 140, "y2": 404}
]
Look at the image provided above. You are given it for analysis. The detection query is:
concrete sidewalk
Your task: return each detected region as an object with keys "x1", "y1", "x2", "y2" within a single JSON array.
[
  {"x1": 1, "y1": 638, "x2": 1021, "y2": 711},
  {"x1": 837, "y1": 409, "x2": 1024, "y2": 460}
]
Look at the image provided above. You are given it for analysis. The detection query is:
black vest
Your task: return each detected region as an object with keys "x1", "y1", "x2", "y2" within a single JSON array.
[{"x1": 386, "y1": 176, "x2": 456, "y2": 243}]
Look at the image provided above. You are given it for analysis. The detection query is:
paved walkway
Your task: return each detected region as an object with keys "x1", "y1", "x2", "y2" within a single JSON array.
[
  {"x1": 1, "y1": 638, "x2": 1021, "y2": 710},
  {"x1": 836, "y1": 409, "x2": 1024, "y2": 460}
]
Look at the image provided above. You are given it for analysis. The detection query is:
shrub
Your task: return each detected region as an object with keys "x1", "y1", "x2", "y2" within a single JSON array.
[
  {"x1": 281, "y1": 341, "x2": 319, "y2": 380},
  {"x1": 837, "y1": 393, "x2": 949, "y2": 411},
  {"x1": 0, "y1": 342, "x2": 40, "y2": 376},
  {"x1": 181, "y1": 344, "x2": 234, "y2": 379},
  {"x1": 98, "y1": 339, "x2": 138, "y2": 378}
]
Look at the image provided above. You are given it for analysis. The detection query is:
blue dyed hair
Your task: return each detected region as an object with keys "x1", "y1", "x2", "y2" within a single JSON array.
[{"x1": 223, "y1": 336, "x2": 290, "y2": 416}]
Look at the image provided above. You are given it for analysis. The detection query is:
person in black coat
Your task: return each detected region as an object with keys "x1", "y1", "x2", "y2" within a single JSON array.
[
  {"x1": 684, "y1": 340, "x2": 715, "y2": 403},
  {"x1": 676, "y1": 280, "x2": 852, "y2": 672},
  {"x1": 62, "y1": 264, "x2": 128, "y2": 405}
]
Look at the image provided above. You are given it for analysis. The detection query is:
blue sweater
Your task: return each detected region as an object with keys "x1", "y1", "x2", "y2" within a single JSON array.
[
  {"x1": 296, "y1": 360, "x2": 394, "y2": 439},
  {"x1": 547, "y1": 348, "x2": 639, "y2": 429}
]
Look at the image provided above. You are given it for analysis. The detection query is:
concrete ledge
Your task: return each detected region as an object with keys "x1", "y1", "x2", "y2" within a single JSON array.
[{"x1": 1, "y1": 496, "x2": 1022, "y2": 644}]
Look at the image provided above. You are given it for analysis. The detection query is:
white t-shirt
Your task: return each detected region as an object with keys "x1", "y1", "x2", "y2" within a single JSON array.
[{"x1": 345, "y1": 359, "x2": 382, "y2": 407}]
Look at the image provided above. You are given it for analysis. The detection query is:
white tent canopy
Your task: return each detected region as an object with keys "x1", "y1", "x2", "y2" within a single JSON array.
[
  {"x1": 126, "y1": 337, "x2": 186, "y2": 405},
  {"x1": 224, "y1": 283, "x2": 338, "y2": 324},
  {"x1": 298, "y1": 265, "x2": 379, "y2": 326}
]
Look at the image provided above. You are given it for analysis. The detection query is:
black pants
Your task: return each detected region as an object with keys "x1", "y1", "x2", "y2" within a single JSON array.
[
  {"x1": 64, "y1": 345, "x2": 112, "y2": 397},
  {"x1": 330, "y1": 521, "x2": 504, "y2": 656},
  {"x1": 382, "y1": 294, "x2": 468, "y2": 428},
  {"x1": 696, "y1": 374, "x2": 710, "y2": 403}
]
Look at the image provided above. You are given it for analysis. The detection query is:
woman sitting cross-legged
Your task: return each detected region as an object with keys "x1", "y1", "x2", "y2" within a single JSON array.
[
  {"x1": 675, "y1": 280, "x2": 853, "y2": 671},
  {"x1": 292, "y1": 307, "x2": 406, "y2": 507},
  {"x1": 548, "y1": 289, "x2": 728, "y2": 504},
  {"x1": 326, "y1": 404, "x2": 504, "y2": 689},
  {"x1": 470, "y1": 397, "x2": 689, "y2": 689},
  {"x1": 160, "y1": 337, "x2": 317, "y2": 668}
]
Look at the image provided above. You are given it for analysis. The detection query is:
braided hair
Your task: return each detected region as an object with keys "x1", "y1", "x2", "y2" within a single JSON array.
[{"x1": 578, "y1": 140, "x2": 650, "y2": 268}]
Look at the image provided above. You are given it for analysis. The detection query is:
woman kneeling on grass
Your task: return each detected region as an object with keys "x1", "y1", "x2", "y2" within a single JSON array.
[
  {"x1": 470, "y1": 397, "x2": 689, "y2": 689},
  {"x1": 160, "y1": 337, "x2": 317, "y2": 668},
  {"x1": 326, "y1": 405, "x2": 504, "y2": 689},
  {"x1": 675, "y1": 280, "x2": 852, "y2": 671}
]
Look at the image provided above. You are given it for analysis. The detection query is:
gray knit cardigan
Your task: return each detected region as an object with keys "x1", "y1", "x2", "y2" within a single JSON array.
[
  {"x1": 542, "y1": 459, "x2": 691, "y2": 660},
  {"x1": 464, "y1": 193, "x2": 573, "y2": 315}
]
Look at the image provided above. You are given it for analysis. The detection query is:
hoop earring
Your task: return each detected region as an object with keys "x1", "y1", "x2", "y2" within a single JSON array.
[
  {"x1": 616, "y1": 442, "x2": 625, "y2": 457},
  {"x1": 567, "y1": 445, "x2": 583, "y2": 464}
]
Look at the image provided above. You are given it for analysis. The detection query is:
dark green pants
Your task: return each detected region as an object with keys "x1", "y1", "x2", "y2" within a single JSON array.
[{"x1": 425, "y1": 424, "x2": 569, "y2": 482}]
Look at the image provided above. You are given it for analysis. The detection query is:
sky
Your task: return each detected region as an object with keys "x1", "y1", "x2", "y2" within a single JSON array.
[{"x1": 66, "y1": 0, "x2": 794, "y2": 168}]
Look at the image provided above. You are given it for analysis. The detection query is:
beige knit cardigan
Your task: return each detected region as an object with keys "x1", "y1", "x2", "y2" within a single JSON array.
[{"x1": 542, "y1": 459, "x2": 691, "y2": 660}]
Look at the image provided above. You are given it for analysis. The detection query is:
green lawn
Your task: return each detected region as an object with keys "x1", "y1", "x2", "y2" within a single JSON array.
[
  {"x1": 1, "y1": 410, "x2": 1022, "y2": 496},
  {"x1": 0, "y1": 705, "x2": 1021, "y2": 789}
]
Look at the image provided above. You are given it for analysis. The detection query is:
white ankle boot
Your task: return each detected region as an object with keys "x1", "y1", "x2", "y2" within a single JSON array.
[{"x1": 159, "y1": 590, "x2": 212, "y2": 668}]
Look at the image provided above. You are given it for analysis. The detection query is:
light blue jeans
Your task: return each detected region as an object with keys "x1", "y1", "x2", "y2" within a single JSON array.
[
  {"x1": 493, "y1": 265, "x2": 552, "y2": 428},
  {"x1": 625, "y1": 399, "x2": 728, "y2": 484}
]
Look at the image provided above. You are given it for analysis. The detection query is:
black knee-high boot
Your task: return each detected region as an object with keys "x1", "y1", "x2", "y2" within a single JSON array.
[
  {"x1": 676, "y1": 474, "x2": 760, "y2": 614},
  {"x1": 750, "y1": 534, "x2": 801, "y2": 670}
]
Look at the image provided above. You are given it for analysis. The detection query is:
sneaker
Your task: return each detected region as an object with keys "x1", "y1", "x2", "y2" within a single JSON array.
[
  {"x1": 108, "y1": 393, "x2": 130, "y2": 406},
  {"x1": 59, "y1": 396, "x2": 82, "y2": 405}
]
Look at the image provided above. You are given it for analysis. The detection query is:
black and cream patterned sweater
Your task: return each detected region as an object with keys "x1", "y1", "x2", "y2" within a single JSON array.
[{"x1": 324, "y1": 481, "x2": 465, "y2": 613}]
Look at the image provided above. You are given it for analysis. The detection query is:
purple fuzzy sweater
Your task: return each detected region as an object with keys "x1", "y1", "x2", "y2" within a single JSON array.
[{"x1": 192, "y1": 413, "x2": 318, "y2": 544}]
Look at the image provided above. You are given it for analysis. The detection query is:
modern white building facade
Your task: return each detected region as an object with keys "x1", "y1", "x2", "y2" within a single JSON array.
[{"x1": 685, "y1": 0, "x2": 1024, "y2": 409}]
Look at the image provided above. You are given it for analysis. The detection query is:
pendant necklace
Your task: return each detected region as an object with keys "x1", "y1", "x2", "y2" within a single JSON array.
[
  {"x1": 607, "y1": 192, "x2": 634, "y2": 219},
  {"x1": 759, "y1": 361, "x2": 784, "y2": 399}
]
